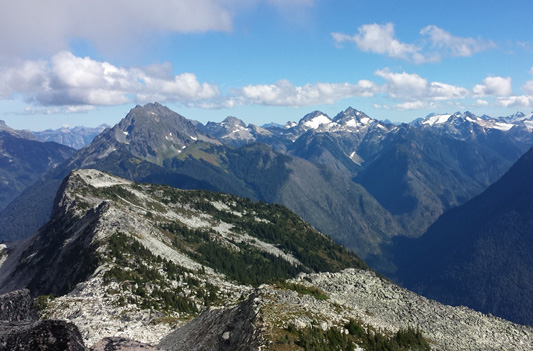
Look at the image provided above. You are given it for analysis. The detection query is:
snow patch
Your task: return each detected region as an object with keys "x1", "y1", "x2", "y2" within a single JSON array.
[
  {"x1": 491, "y1": 122, "x2": 514, "y2": 131},
  {"x1": 359, "y1": 117, "x2": 371, "y2": 125},
  {"x1": 345, "y1": 119, "x2": 357, "y2": 128},
  {"x1": 303, "y1": 115, "x2": 331, "y2": 129},
  {"x1": 422, "y1": 114, "x2": 452, "y2": 126}
]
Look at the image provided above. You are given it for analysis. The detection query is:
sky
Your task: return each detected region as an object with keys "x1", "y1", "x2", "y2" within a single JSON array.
[{"x1": 1, "y1": 0, "x2": 532, "y2": 131}]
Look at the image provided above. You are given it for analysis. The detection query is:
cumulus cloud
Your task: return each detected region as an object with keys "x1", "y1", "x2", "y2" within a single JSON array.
[
  {"x1": 0, "y1": 51, "x2": 220, "y2": 108},
  {"x1": 472, "y1": 76, "x2": 513, "y2": 97},
  {"x1": 420, "y1": 25, "x2": 496, "y2": 57},
  {"x1": 238, "y1": 79, "x2": 381, "y2": 106},
  {"x1": 0, "y1": 0, "x2": 235, "y2": 57},
  {"x1": 333, "y1": 23, "x2": 495, "y2": 63},
  {"x1": 495, "y1": 95, "x2": 533, "y2": 108},
  {"x1": 332, "y1": 23, "x2": 435, "y2": 63},
  {"x1": 375, "y1": 68, "x2": 469, "y2": 101}
]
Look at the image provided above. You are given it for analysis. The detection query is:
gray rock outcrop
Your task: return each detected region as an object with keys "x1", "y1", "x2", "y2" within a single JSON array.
[
  {"x1": 159, "y1": 294, "x2": 263, "y2": 351},
  {"x1": 0, "y1": 289, "x2": 36, "y2": 321},
  {"x1": 0, "y1": 319, "x2": 85, "y2": 351}
]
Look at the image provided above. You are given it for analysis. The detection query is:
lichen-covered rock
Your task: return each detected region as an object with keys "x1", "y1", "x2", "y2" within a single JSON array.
[
  {"x1": 0, "y1": 289, "x2": 37, "y2": 321},
  {"x1": 0, "y1": 319, "x2": 85, "y2": 351}
]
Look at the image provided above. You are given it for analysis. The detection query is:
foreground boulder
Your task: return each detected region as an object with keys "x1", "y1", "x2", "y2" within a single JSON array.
[
  {"x1": 0, "y1": 289, "x2": 36, "y2": 322},
  {"x1": 0, "y1": 319, "x2": 85, "y2": 351}
]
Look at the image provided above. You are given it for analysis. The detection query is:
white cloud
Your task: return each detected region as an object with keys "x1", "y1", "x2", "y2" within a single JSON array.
[
  {"x1": 0, "y1": 0, "x2": 235, "y2": 57},
  {"x1": 472, "y1": 76, "x2": 513, "y2": 97},
  {"x1": 420, "y1": 25, "x2": 496, "y2": 57},
  {"x1": 475, "y1": 99, "x2": 489, "y2": 106},
  {"x1": 375, "y1": 68, "x2": 469, "y2": 101},
  {"x1": 333, "y1": 23, "x2": 495, "y2": 63},
  {"x1": 0, "y1": 51, "x2": 220, "y2": 108},
  {"x1": 332, "y1": 23, "x2": 435, "y2": 63},
  {"x1": 495, "y1": 95, "x2": 533, "y2": 108},
  {"x1": 238, "y1": 79, "x2": 381, "y2": 106}
]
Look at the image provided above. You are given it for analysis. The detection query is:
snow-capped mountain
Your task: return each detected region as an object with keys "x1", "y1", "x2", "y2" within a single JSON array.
[
  {"x1": 416, "y1": 111, "x2": 533, "y2": 136},
  {"x1": 297, "y1": 110, "x2": 333, "y2": 131}
]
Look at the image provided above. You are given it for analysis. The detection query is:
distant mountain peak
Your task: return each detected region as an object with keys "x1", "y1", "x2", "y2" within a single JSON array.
[
  {"x1": 298, "y1": 111, "x2": 332, "y2": 130},
  {"x1": 221, "y1": 116, "x2": 246, "y2": 127}
]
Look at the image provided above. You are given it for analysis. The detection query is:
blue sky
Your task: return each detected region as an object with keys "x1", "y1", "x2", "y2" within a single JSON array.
[{"x1": 1, "y1": 0, "x2": 532, "y2": 130}]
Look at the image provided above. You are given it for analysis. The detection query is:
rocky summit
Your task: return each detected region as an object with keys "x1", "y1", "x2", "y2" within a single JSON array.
[{"x1": 0, "y1": 169, "x2": 531, "y2": 350}]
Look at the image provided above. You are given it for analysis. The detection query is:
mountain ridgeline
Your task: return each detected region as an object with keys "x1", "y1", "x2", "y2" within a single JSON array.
[
  {"x1": 1, "y1": 169, "x2": 531, "y2": 350},
  {"x1": 1, "y1": 104, "x2": 532, "y2": 265},
  {"x1": 0, "y1": 104, "x2": 398, "y2": 263}
]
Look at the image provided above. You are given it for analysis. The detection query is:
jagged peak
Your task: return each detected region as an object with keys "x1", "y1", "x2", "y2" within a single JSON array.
[{"x1": 333, "y1": 107, "x2": 368, "y2": 120}]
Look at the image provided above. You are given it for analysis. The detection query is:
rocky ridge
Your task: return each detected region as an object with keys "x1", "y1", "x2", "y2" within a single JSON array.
[
  {"x1": 0, "y1": 169, "x2": 363, "y2": 347},
  {"x1": 1, "y1": 170, "x2": 530, "y2": 349},
  {"x1": 154, "y1": 268, "x2": 533, "y2": 350}
]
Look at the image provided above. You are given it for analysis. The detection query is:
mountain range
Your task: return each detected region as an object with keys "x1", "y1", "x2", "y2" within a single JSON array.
[
  {"x1": 1, "y1": 103, "x2": 533, "y2": 326},
  {"x1": 33, "y1": 124, "x2": 110, "y2": 149},
  {"x1": 0, "y1": 120, "x2": 75, "y2": 212}
]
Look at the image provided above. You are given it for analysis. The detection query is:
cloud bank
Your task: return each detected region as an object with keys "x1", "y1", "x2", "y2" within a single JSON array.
[
  {"x1": 0, "y1": 0, "x2": 235, "y2": 56},
  {"x1": 1, "y1": 52, "x2": 530, "y2": 112}
]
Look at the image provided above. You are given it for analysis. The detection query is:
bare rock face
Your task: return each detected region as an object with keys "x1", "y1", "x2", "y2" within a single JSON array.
[
  {"x1": 0, "y1": 289, "x2": 37, "y2": 322},
  {"x1": 158, "y1": 294, "x2": 263, "y2": 351},
  {"x1": 90, "y1": 337, "x2": 161, "y2": 351},
  {"x1": 0, "y1": 319, "x2": 85, "y2": 351}
]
